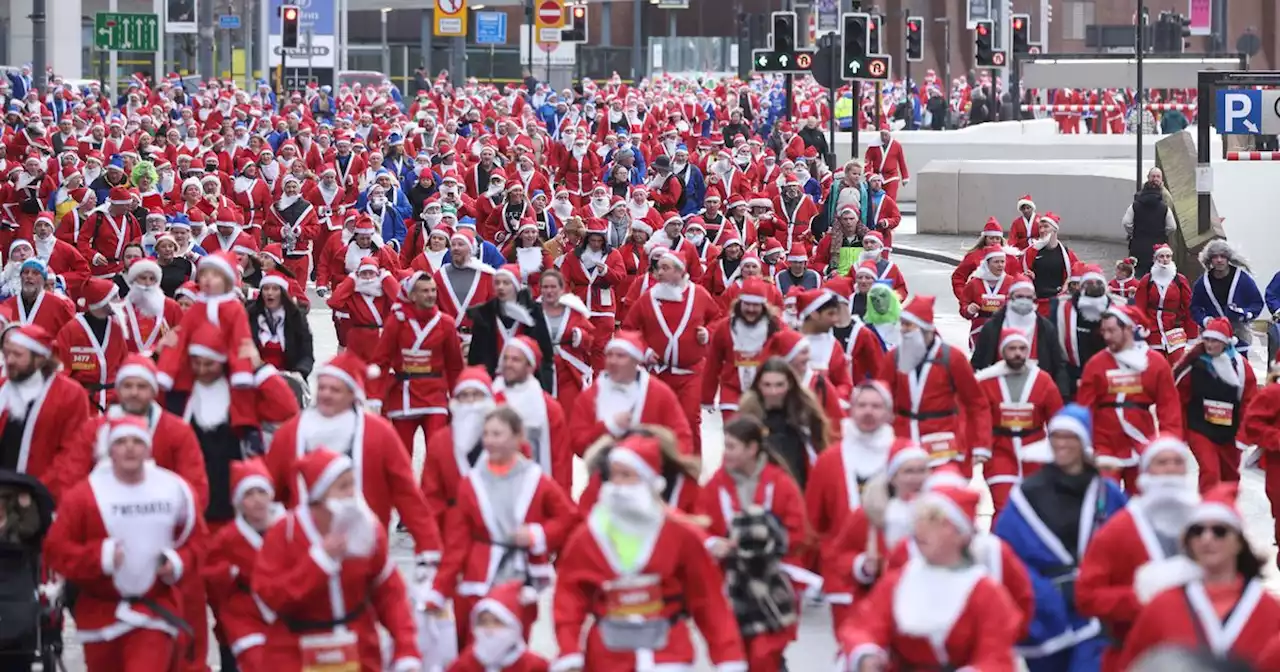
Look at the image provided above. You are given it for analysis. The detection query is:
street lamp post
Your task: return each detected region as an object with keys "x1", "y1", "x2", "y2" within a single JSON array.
[{"x1": 381, "y1": 8, "x2": 392, "y2": 76}]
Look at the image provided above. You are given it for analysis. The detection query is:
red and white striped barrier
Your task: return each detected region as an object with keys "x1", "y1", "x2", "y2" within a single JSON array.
[
  {"x1": 1020, "y1": 103, "x2": 1197, "y2": 112},
  {"x1": 1226, "y1": 152, "x2": 1280, "y2": 161}
]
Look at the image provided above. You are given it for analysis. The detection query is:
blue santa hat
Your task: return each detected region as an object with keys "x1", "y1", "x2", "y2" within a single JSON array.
[
  {"x1": 387, "y1": 133, "x2": 404, "y2": 146},
  {"x1": 20, "y1": 258, "x2": 48, "y2": 280},
  {"x1": 1046, "y1": 404, "x2": 1093, "y2": 456},
  {"x1": 107, "y1": 155, "x2": 125, "y2": 170}
]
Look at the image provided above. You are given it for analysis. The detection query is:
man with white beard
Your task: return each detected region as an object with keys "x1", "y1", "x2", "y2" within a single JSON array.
[
  {"x1": 1050, "y1": 264, "x2": 1113, "y2": 386},
  {"x1": 648, "y1": 214, "x2": 703, "y2": 282},
  {"x1": 1137, "y1": 243, "x2": 1196, "y2": 364},
  {"x1": 1078, "y1": 434, "x2": 1202, "y2": 672},
  {"x1": 31, "y1": 212, "x2": 90, "y2": 289},
  {"x1": 118, "y1": 258, "x2": 184, "y2": 356},
  {"x1": 581, "y1": 184, "x2": 613, "y2": 220},
  {"x1": 493, "y1": 336, "x2": 572, "y2": 492},
  {"x1": 1174, "y1": 317, "x2": 1256, "y2": 492},
  {"x1": 420, "y1": 368, "x2": 496, "y2": 534}
]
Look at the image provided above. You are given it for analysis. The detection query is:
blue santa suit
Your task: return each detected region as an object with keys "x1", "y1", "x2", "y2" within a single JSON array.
[
  {"x1": 675, "y1": 163, "x2": 707, "y2": 216},
  {"x1": 1190, "y1": 265, "x2": 1264, "y2": 351},
  {"x1": 994, "y1": 469, "x2": 1126, "y2": 672}
]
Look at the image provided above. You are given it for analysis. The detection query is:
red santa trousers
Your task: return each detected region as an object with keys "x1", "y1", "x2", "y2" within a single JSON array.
[
  {"x1": 283, "y1": 256, "x2": 311, "y2": 287},
  {"x1": 588, "y1": 316, "x2": 615, "y2": 372},
  {"x1": 1187, "y1": 430, "x2": 1240, "y2": 493},
  {"x1": 985, "y1": 455, "x2": 1042, "y2": 515},
  {"x1": 657, "y1": 368, "x2": 704, "y2": 457},
  {"x1": 744, "y1": 625, "x2": 797, "y2": 672},
  {"x1": 1098, "y1": 465, "x2": 1141, "y2": 496},
  {"x1": 882, "y1": 180, "x2": 900, "y2": 203},
  {"x1": 392, "y1": 413, "x2": 449, "y2": 458},
  {"x1": 1265, "y1": 453, "x2": 1280, "y2": 565},
  {"x1": 454, "y1": 596, "x2": 537, "y2": 650},
  {"x1": 83, "y1": 628, "x2": 177, "y2": 672},
  {"x1": 179, "y1": 558, "x2": 209, "y2": 672}
]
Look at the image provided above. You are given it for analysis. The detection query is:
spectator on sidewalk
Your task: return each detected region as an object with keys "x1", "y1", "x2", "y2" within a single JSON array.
[
  {"x1": 798, "y1": 116, "x2": 829, "y2": 157},
  {"x1": 1122, "y1": 170, "x2": 1176, "y2": 278}
]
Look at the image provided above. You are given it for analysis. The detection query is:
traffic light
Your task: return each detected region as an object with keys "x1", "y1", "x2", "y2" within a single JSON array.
[
  {"x1": 281, "y1": 4, "x2": 300, "y2": 49},
  {"x1": 905, "y1": 16, "x2": 923, "y2": 62},
  {"x1": 751, "y1": 11, "x2": 816, "y2": 73},
  {"x1": 563, "y1": 4, "x2": 588, "y2": 43},
  {"x1": 867, "y1": 15, "x2": 882, "y2": 55},
  {"x1": 1011, "y1": 14, "x2": 1030, "y2": 53},
  {"x1": 772, "y1": 12, "x2": 795, "y2": 54},
  {"x1": 1178, "y1": 13, "x2": 1192, "y2": 52},
  {"x1": 974, "y1": 20, "x2": 997, "y2": 67},
  {"x1": 842, "y1": 13, "x2": 869, "y2": 79}
]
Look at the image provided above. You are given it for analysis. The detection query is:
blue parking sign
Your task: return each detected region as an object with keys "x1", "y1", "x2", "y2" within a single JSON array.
[
  {"x1": 1216, "y1": 89, "x2": 1262, "y2": 135},
  {"x1": 476, "y1": 12, "x2": 507, "y2": 45}
]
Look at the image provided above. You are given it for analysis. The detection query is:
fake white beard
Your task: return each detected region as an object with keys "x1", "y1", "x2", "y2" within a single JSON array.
[
  {"x1": 1208, "y1": 352, "x2": 1242, "y2": 388},
  {"x1": 3, "y1": 371, "x2": 45, "y2": 420},
  {"x1": 1, "y1": 262, "x2": 23, "y2": 297},
  {"x1": 552, "y1": 202, "x2": 574, "y2": 218},
  {"x1": 580, "y1": 248, "x2": 604, "y2": 269},
  {"x1": 572, "y1": 147, "x2": 587, "y2": 159},
  {"x1": 129, "y1": 284, "x2": 166, "y2": 317},
  {"x1": 628, "y1": 200, "x2": 650, "y2": 221},
  {"x1": 159, "y1": 174, "x2": 175, "y2": 193},
  {"x1": 472, "y1": 627, "x2": 525, "y2": 667},
  {"x1": 590, "y1": 196, "x2": 610, "y2": 212},
  {"x1": 83, "y1": 167, "x2": 102, "y2": 184},
  {"x1": 233, "y1": 175, "x2": 255, "y2": 194},
  {"x1": 259, "y1": 162, "x2": 279, "y2": 182},
  {"x1": 325, "y1": 496, "x2": 377, "y2": 558},
  {"x1": 277, "y1": 194, "x2": 300, "y2": 211},
  {"x1": 650, "y1": 278, "x2": 687, "y2": 302},
  {"x1": 1151, "y1": 262, "x2": 1176, "y2": 287},
  {"x1": 599, "y1": 482, "x2": 665, "y2": 534},
  {"x1": 449, "y1": 399, "x2": 495, "y2": 456},
  {"x1": 33, "y1": 234, "x2": 55, "y2": 261},
  {"x1": 301, "y1": 407, "x2": 358, "y2": 453},
  {"x1": 355, "y1": 276, "x2": 384, "y2": 297},
  {"x1": 344, "y1": 243, "x2": 370, "y2": 274},
  {"x1": 609, "y1": 110, "x2": 624, "y2": 124},
  {"x1": 1077, "y1": 295, "x2": 1109, "y2": 322},
  {"x1": 896, "y1": 329, "x2": 928, "y2": 373},
  {"x1": 731, "y1": 316, "x2": 769, "y2": 352},
  {"x1": 1137, "y1": 476, "x2": 1199, "y2": 537}
]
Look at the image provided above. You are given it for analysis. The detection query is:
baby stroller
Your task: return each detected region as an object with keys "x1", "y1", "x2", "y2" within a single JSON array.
[{"x1": 0, "y1": 470, "x2": 61, "y2": 671}]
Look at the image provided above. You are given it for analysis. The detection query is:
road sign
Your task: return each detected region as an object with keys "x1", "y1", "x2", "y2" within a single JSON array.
[
  {"x1": 1214, "y1": 89, "x2": 1280, "y2": 135},
  {"x1": 539, "y1": 28, "x2": 562, "y2": 44},
  {"x1": 752, "y1": 48, "x2": 818, "y2": 73},
  {"x1": 991, "y1": 51, "x2": 1006, "y2": 67},
  {"x1": 218, "y1": 15, "x2": 240, "y2": 29},
  {"x1": 475, "y1": 12, "x2": 507, "y2": 44},
  {"x1": 95, "y1": 12, "x2": 160, "y2": 52},
  {"x1": 434, "y1": 0, "x2": 468, "y2": 37},
  {"x1": 845, "y1": 54, "x2": 892, "y2": 81},
  {"x1": 536, "y1": 0, "x2": 565, "y2": 32}
]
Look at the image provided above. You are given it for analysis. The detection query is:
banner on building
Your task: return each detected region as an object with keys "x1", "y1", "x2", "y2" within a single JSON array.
[{"x1": 1188, "y1": 0, "x2": 1211, "y2": 37}]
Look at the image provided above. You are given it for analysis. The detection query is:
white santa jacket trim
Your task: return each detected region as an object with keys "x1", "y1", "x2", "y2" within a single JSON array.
[
  {"x1": 5, "y1": 373, "x2": 55, "y2": 473},
  {"x1": 459, "y1": 456, "x2": 545, "y2": 597},
  {"x1": 387, "y1": 312, "x2": 447, "y2": 419},
  {"x1": 1184, "y1": 579, "x2": 1265, "y2": 657},
  {"x1": 1008, "y1": 479, "x2": 1102, "y2": 565}
]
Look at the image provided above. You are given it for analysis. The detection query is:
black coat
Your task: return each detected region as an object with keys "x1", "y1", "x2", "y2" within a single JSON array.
[
  {"x1": 158, "y1": 257, "x2": 194, "y2": 297},
  {"x1": 970, "y1": 308, "x2": 1074, "y2": 400},
  {"x1": 247, "y1": 299, "x2": 315, "y2": 377},
  {"x1": 465, "y1": 290, "x2": 555, "y2": 392}
]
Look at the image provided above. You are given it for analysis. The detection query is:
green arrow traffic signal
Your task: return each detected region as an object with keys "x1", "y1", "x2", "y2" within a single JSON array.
[
  {"x1": 848, "y1": 60, "x2": 861, "y2": 73},
  {"x1": 757, "y1": 54, "x2": 768, "y2": 67},
  {"x1": 779, "y1": 54, "x2": 789, "y2": 67}
]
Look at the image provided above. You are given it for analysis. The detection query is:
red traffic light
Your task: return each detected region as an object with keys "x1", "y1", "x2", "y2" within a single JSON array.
[
  {"x1": 284, "y1": 7, "x2": 297, "y2": 19},
  {"x1": 1013, "y1": 18, "x2": 1023, "y2": 29},
  {"x1": 977, "y1": 24, "x2": 988, "y2": 35},
  {"x1": 908, "y1": 22, "x2": 919, "y2": 32},
  {"x1": 573, "y1": 6, "x2": 585, "y2": 17}
]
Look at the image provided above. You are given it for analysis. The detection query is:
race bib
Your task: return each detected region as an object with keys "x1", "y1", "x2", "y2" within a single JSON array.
[
  {"x1": 599, "y1": 287, "x2": 613, "y2": 307},
  {"x1": 299, "y1": 631, "x2": 359, "y2": 672},
  {"x1": 998, "y1": 402, "x2": 1035, "y2": 430},
  {"x1": 1203, "y1": 400, "x2": 1234, "y2": 426},
  {"x1": 980, "y1": 294, "x2": 1006, "y2": 314},
  {"x1": 920, "y1": 432, "x2": 958, "y2": 463},
  {"x1": 71, "y1": 352, "x2": 97, "y2": 372},
  {"x1": 402, "y1": 349, "x2": 434, "y2": 375},
  {"x1": 1105, "y1": 369, "x2": 1143, "y2": 396},
  {"x1": 1164, "y1": 327, "x2": 1187, "y2": 349},
  {"x1": 602, "y1": 574, "x2": 664, "y2": 620},
  {"x1": 734, "y1": 350, "x2": 762, "y2": 369}
]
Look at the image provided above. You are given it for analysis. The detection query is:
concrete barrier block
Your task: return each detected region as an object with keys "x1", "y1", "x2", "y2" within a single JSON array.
[{"x1": 916, "y1": 162, "x2": 964, "y2": 235}]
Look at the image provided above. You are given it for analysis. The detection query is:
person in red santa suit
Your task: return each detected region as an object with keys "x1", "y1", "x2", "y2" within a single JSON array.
[
  {"x1": 835, "y1": 485, "x2": 1021, "y2": 671},
  {"x1": 78, "y1": 186, "x2": 142, "y2": 279},
  {"x1": 1135, "y1": 242, "x2": 1197, "y2": 363},
  {"x1": 303, "y1": 163, "x2": 350, "y2": 262},
  {"x1": 622, "y1": 245, "x2": 721, "y2": 456},
  {"x1": 566, "y1": 330, "x2": 694, "y2": 457},
  {"x1": 434, "y1": 228, "x2": 496, "y2": 336},
  {"x1": 373, "y1": 271, "x2": 465, "y2": 454},
  {"x1": 424, "y1": 405, "x2": 580, "y2": 648},
  {"x1": 950, "y1": 219, "x2": 1026, "y2": 303},
  {"x1": 325, "y1": 255, "x2": 402, "y2": 363},
  {"x1": 1008, "y1": 194, "x2": 1038, "y2": 252},
  {"x1": 862, "y1": 125, "x2": 909, "y2": 202},
  {"x1": 202, "y1": 459, "x2": 280, "y2": 671},
  {"x1": 32, "y1": 211, "x2": 89, "y2": 290},
  {"x1": 974, "y1": 328, "x2": 1064, "y2": 513},
  {"x1": 450, "y1": 580, "x2": 552, "y2": 671},
  {"x1": 1173, "y1": 317, "x2": 1256, "y2": 492},
  {"x1": 775, "y1": 120, "x2": 805, "y2": 160},
  {"x1": 252, "y1": 447, "x2": 422, "y2": 672},
  {"x1": 1076, "y1": 434, "x2": 1203, "y2": 672},
  {"x1": 550, "y1": 433, "x2": 748, "y2": 672},
  {"x1": 793, "y1": 288, "x2": 855, "y2": 401},
  {"x1": 1117, "y1": 484, "x2": 1280, "y2": 669},
  {"x1": 493, "y1": 336, "x2": 573, "y2": 493},
  {"x1": 558, "y1": 218, "x2": 625, "y2": 371},
  {"x1": 155, "y1": 251, "x2": 257, "y2": 395},
  {"x1": 200, "y1": 208, "x2": 256, "y2": 256},
  {"x1": 960, "y1": 246, "x2": 1016, "y2": 347},
  {"x1": 0, "y1": 323, "x2": 93, "y2": 499},
  {"x1": 44, "y1": 415, "x2": 204, "y2": 671},
  {"x1": 536, "y1": 269, "x2": 594, "y2": 417},
  {"x1": 876, "y1": 294, "x2": 993, "y2": 475},
  {"x1": 1076, "y1": 303, "x2": 1182, "y2": 492},
  {"x1": 54, "y1": 277, "x2": 128, "y2": 414},
  {"x1": 421, "y1": 368, "x2": 497, "y2": 534},
  {"x1": 265, "y1": 173, "x2": 319, "y2": 281},
  {"x1": 763, "y1": 173, "x2": 818, "y2": 253},
  {"x1": 864, "y1": 174, "x2": 902, "y2": 251},
  {"x1": 117, "y1": 256, "x2": 185, "y2": 357},
  {"x1": 231, "y1": 158, "x2": 272, "y2": 236},
  {"x1": 647, "y1": 214, "x2": 705, "y2": 283},
  {"x1": 701, "y1": 278, "x2": 786, "y2": 418}
]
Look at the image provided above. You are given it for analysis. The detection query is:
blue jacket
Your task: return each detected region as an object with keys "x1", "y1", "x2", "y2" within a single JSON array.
[
  {"x1": 355, "y1": 184, "x2": 413, "y2": 223},
  {"x1": 994, "y1": 474, "x2": 1126, "y2": 668},
  {"x1": 676, "y1": 166, "x2": 707, "y2": 216},
  {"x1": 1190, "y1": 267, "x2": 1264, "y2": 347},
  {"x1": 1263, "y1": 271, "x2": 1280, "y2": 314}
]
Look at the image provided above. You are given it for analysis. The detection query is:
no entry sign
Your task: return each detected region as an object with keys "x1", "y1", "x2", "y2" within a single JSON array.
[{"x1": 535, "y1": 0, "x2": 564, "y2": 31}]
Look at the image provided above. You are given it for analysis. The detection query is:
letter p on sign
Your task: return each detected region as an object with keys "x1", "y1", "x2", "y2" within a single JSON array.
[{"x1": 1217, "y1": 89, "x2": 1262, "y2": 135}]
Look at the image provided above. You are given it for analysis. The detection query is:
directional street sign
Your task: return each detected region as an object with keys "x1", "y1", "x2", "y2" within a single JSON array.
[
  {"x1": 1213, "y1": 89, "x2": 1280, "y2": 135},
  {"x1": 845, "y1": 54, "x2": 893, "y2": 81},
  {"x1": 95, "y1": 12, "x2": 160, "y2": 52},
  {"x1": 752, "y1": 48, "x2": 818, "y2": 73},
  {"x1": 475, "y1": 12, "x2": 507, "y2": 45}
]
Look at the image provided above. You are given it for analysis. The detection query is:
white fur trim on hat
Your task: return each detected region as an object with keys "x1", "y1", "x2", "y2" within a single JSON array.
[
  {"x1": 357, "y1": 260, "x2": 379, "y2": 274},
  {"x1": 1017, "y1": 197, "x2": 1035, "y2": 210},
  {"x1": 886, "y1": 444, "x2": 929, "y2": 480},
  {"x1": 8, "y1": 332, "x2": 50, "y2": 358},
  {"x1": 1140, "y1": 436, "x2": 1191, "y2": 472},
  {"x1": 260, "y1": 274, "x2": 291, "y2": 291},
  {"x1": 784, "y1": 337, "x2": 811, "y2": 362},
  {"x1": 453, "y1": 379, "x2": 492, "y2": 397},
  {"x1": 748, "y1": 197, "x2": 772, "y2": 209},
  {"x1": 188, "y1": 343, "x2": 228, "y2": 363},
  {"x1": 738, "y1": 292, "x2": 767, "y2": 306},
  {"x1": 1046, "y1": 414, "x2": 1093, "y2": 454},
  {"x1": 1202, "y1": 325, "x2": 1233, "y2": 343},
  {"x1": 1038, "y1": 215, "x2": 1060, "y2": 230},
  {"x1": 1081, "y1": 269, "x2": 1107, "y2": 284},
  {"x1": 1011, "y1": 278, "x2": 1034, "y2": 294},
  {"x1": 507, "y1": 338, "x2": 538, "y2": 366},
  {"x1": 999, "y1": 330, "x2": 1030, "y2": 352},
  {"x1": 608, "y1": 447, "x2": 658, "y2": 484},
  {"x1": 913, "y1": 490, "x2": 974, "y2": 537},
  {"x1": 308, "y1": 454, "x2": 353, "y2": 503},
  {"x1": 116, "y1": 363, "x2": 158, "y2": 390},
  {"x1": 472, "y1": 596, "x2": 521, "y2": 629},
  {"x1": 899, "y1": 308, "x2": 933, "y2": 331},
  {"x1": 107, "y1": 422, "x2": 152, "y2": 448},
  {"x1": 199, "y1": 254, "x2": 237, "y2": 283},
  {"x1": 233, "y1": 475, "x2": 274, "y2": 507},
  {"x1": 494, "y1": 266, "x2": 520, "y2": 287},
  {"x1": 605, "y1": 337, "x2": 646, "y2": 362},
  {"x1": 450, "y1": 231, "x2": 476, "y2": 250},
  {"x1": 799, "y1": 290, "x2": 838, "y2": 322},
  {"x1": 318, "y1": 363, "x2": 365, "y2": 401},
  {"x1": 126, "y1": 259, "x2": 162, "y2": 284},
  {"x1": 1186, "y1": 501, "x2": 1243, "y2": 531}
]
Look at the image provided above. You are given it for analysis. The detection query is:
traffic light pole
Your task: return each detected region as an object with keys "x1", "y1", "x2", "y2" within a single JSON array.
[
  {"x1": 902, "y1": 10, "x2": 911, "y2": 130},
  {"x1": 1136, "y1": 0, "x2": 1146, "y2": 189}
]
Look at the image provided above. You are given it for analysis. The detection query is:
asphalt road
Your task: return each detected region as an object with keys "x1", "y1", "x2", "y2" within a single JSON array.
[{"x1": 56, "y1": 252, "x2": 1280, "y2": 671}]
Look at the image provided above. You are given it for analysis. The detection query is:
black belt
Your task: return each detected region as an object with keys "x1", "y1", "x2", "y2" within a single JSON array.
[
  {"x1": 1099, "y1": 401, "x2": 1146, "y2": 409},
  {"x1": 993, "y1": 427, "x2": 1035, "y2": 437},
  {"x1": 85, "y1": 382, "x2": 116, "y2": 391},
  {"x1": 126, "y1": 595, "x2": 195, "y2": 661},
  {"x1": 397, "y1": 372, "x2": 442, "y2": 381},
  {"x1": 285, "y1": 252, "x2": 308, "y2": 258},
  {"x1": 281, "y1": 597, "x2": 371, "y2": 633},
  {"x1": 896, "y1": 408, "x2": 958, "y2": 420},
  {"x1": 349, "y1": 324, "x2": 381, "y2": 330}
]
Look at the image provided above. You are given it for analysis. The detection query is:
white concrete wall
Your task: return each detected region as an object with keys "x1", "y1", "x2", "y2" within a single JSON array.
[
  {"x1": 8, "y1": 0, "x2": 82, "y2": 79},
  {"x1": 1216, "y1": 161, "x2": 1280, "y2": 289}
]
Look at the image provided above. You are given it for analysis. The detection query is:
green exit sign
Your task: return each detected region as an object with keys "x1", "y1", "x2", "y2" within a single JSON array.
[{"x1": 95, "y1": 12, "x2": 160, "y2": 53}]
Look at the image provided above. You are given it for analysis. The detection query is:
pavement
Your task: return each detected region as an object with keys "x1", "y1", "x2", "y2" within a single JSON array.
[
  {"x1": 55, "y1": 232, "x2": 1280, "y2": 671},
  {"x1": 891, "y1": 214, "x2": 1131, "y2": 269}
]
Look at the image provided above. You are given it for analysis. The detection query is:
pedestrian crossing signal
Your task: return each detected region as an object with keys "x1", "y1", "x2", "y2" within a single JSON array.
[
  {"x1": 282, "y1": 4, "x2": 300, "y2": 49},
  {"x1": 906, "y1": 16, "x2": 923, "y2": 62}
]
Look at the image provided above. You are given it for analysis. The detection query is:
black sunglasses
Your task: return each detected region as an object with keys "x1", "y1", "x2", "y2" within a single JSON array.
[{"x1": 1187, "y1": 524, "x2": 1232, "y2": 540}]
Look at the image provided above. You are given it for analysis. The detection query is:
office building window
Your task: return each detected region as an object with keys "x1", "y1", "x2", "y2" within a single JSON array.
[{"x1": 1063, "y1": 1, "x2": 1096, "y2": 41}]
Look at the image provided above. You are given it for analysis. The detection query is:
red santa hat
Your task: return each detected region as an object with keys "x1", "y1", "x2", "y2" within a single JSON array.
[
  {"x1": 982, "y1": 217, "x2": 1004, "y2": 237},
  {"x1": 981, "y1": 245, "x2": 1006, "y2": 264},
  {"x1": 116, "y1": 353, "x2": 159, "y2": 391},
  {"x1": 1038, "y1": 211, "x2": 1061, "y2": 231},
  {"x1": 1185, "y1": 482, "x2": 1243, "y2": 532},
  {"x1": 584, "y1": 218, "x2": 610, "y2": 239},
  {"x1": 914, "y1": 485, "x2": 980, "y2": 538},
  {"x1": 215, "y1": 207, "x2": 240, "y2": 228},
  {"x1": 34, "y1": 211, "x2": 54, "y2": 228},
  {"x1": 900, "y1": 294, "x2": 936, "y2": 331},
  {"x1": 795, "y1": 288, "x2": 839, "y2": 322},
  {"x1": 176, "y1": 281, "x2": 199, "y2": 302},
  {"x1": 505, "y1": 335, "x2": 541, "y2": 369},
  {"x1": 454, "y1": 366, "x2": 494, "y2": 397},
  {"x1": 231, "y1": 458, "x2": 275, "y2": 507},
  {"x1": 353, "y1": 216, "x2": 378, "y2": 236},
  {"x1": 317, "y1": 351, "x2": 378, "y2": 402},
  {"x1": 726, "y1": 194, "x2": 747, "y2": 210},
  {"x1": 187, "y1": 324, "x2": 229, "y2": 363},
  {"x1": 1152, "y1": 243, "x2": 1173, "y2": 257},
  {"x1": 646, "y1": 243, "x2": 685, "y2": 271},
  {"x1": 493, "y1": 263, "x2": 522, "y2": 289},
  {"x1": 1017, "y1": 194, "x2": 1035, "y2": 210},
  {"x1": 319, "y1": 163, "x2": 337, "y2": 177},
  {"x1": 861, "y1": 231, "x2": 885, "y2": 249},
  {"x1": 1009, "y1": 274, "x2": 1034, "y2": 294},
  {"x1": 782, "y1": 172, "x2": 802, "y2": 187},
  {"x1": 605, "y1": 330, "x2": 648, "y2": 362},
  {"x1": 1103, "y1": 303, "x2": 1148, "y2": 335},
  {"x1": 261, "y1": 270, "x2": 292, "y2": 292},
  {"x1": 1139, "y1": 434, "x2": 1193, "y2": 473},
  {"x1": 785, "y1": 243, "x2": 807, "y2": 263},
  {"x1": 999, "y1": 328, "x2": 1031, "y2": 352},
  {"x1": 7, "y1": 324, "x2": 52, "y2": 358},
  {"x1": 767, "y1": 330, "x2": 810, "y2": 362},
  {"x1": 607, "y1": 434, "x2": 665, "y2": 491},
  {"x1": 737, "y1": 279, "x2": 769, "y2": 305},
  {"x1": 295, "y1": 447, "x2": 353, "y2": 503},
  {"x1": 451, "y1": 228, "x2": 477, "y2": 253},
  {"x1": 739, "y1": 252, "x2": 763, "y2": 271},
  {"x1": 885, "y1": 440, "x2": 930, "y2": 480},
  {"x1": 1201, "y1": 317, "x2": 1233, "y2": 343},
  {"x1": 852, "y1": 261, "x2": 879, "y2": 279},
  {"x1": 1079, "y1": 264, "x2": 1106, "y2": 284},
  {"x1": 78, "y1": 277, "x2": 119, "y2": 311},
  {"x1": 473, "y1": 581, "x2": 539, "y2": 630},
  {"x1": 108, "y1": 186, "x2": 133, "y2": 205},
  {"x1": 106, "y1": 416, "x2": 152, "y2": 450},
  {"x1": 125, "y1": 257, "x2": 162, "y2": 285},
  {"x1": 748, "y1": 194, "x2": 773, "y2": 209},
  {"x1": 198, "y1": 251, "x2": 240, "y2": 286}
]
